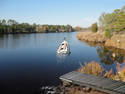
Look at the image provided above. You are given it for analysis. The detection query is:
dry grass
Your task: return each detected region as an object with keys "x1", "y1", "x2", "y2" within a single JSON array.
[
  {"x1": 77, "y1": 31, "x2": 125, "y2": 50},
  {"x1": 78, "y1": 61, "x2": 104, "y2": 76},
  {"x1": 67, "y1": 61, "x2": 125, "y2": 94},
  {"x1": 78, "y1": 61, "x2": 125, "y2": 82},
  {"x1": 105, "y1": 33, "x2": 125, "y2": 50},
  {"x1": 77, "y1": 32, "x2": 107, "y2": 43}
]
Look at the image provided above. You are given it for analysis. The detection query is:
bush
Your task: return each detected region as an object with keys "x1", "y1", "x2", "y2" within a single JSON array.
[
  {"x1": 91, "y1": 23, "x2": 98, "y2": 33},
  {"x1": 105, "y1": 30, "x2": 112, "y2": 38},
  {"x1": 78, "y1": 61, "x2": 104, "y2": 76}
]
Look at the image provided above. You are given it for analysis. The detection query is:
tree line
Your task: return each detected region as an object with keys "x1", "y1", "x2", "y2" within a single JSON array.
[
  {"x1": 98, "y1": 5, "x2": 125, "y2": 32},
  {"x1": 36, "y1": 24, "x2": 73, "y2": 33},
  {"x1": 74, "y1": 26, "x2": 91, "y2": 31},
  {"x1": 0, "y1": 19, "x2": 36, "y2": 33},
  {"x1": 90, "y1": 5, "x2": 125, "y2": 37},
  {"x1": 0, "y1": 19, "x2": 74, "y2": 34}
]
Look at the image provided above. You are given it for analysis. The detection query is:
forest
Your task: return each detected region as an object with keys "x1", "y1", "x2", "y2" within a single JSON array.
[{"x1": 0, "y1": 19, "x2": 73, "y2": 34}]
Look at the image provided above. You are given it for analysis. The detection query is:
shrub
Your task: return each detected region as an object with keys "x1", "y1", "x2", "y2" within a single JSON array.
[
  {"x1": 78, "y1": 61, "x2": 125, "y2": 81},
  {"x1": 78, "y1": 61, "x2": 104, "y2": 76},
  {"x1": 105, "y1": 30, "x2": 112, "y2": 38},
  {"x1": 91, "y1": 23, "x2": 98, "y2": 33}
]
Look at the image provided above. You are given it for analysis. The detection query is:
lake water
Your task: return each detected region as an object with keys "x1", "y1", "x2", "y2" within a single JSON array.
[{"x1": 0, "y1": 32, "x2": 124, "y2": 94}]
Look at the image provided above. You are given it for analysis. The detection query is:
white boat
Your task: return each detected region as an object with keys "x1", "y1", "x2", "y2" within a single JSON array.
[{"x1": 57, "y1": 40, "x2": 70, "y2": 54}]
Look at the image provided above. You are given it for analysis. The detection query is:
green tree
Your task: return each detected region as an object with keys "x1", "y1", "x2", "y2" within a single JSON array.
[
  {"x1": 98, "y1": 5, "x2": 125, "y2": 32},
  {"x1": 0, "y1": 19, "x2": 73, "y2": 33},
  {"x1": 105, "y1": 30, "x2": 112, "y2": 38},
  {"x1": 91, "y1": 23, "x2": 98, "y2": 32}
]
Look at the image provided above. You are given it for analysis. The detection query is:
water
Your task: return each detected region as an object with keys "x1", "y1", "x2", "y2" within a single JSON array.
[{"x1": 0, "y1": 32, "x2": 124, "y2": 94}]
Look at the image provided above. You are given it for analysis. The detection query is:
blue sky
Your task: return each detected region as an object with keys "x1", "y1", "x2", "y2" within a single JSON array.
[{"x1": 0, "y1": 0, "x2": 125, "y2": 27}]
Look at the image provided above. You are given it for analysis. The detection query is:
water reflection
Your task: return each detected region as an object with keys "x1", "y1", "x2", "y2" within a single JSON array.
[
  {"x1": 81, "y1": 40, "x2": 125, "y2": 65},
  {"x1": 79, "y1": 40, "x2": 125, "y2": 81},
  {"x1": 0, "y1": 34, "x2": 28, "y2": 48},
  {"x1": 97, "y1": 46, "x2": 125, "y2": 64},
  {"x1": 56, "y1": 53, "x2": 70, "y2": 63}
]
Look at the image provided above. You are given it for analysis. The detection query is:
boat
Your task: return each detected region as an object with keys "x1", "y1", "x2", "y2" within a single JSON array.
[{"x1": 57, "y1": 39, "x2": 70, "y2": 54}]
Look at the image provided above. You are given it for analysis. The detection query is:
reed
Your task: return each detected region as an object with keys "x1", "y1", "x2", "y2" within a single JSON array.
[{"x1": 78, "y1": 61, "x2": 125, "y2": 82}]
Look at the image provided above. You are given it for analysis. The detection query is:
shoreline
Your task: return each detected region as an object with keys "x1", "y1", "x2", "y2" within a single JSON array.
[
  {"x1": 77, "y1": 31, "x2": 125, "y2": 50},
  {"x1": 0, "y1": 31, "x2": 75, "y2": 35}
]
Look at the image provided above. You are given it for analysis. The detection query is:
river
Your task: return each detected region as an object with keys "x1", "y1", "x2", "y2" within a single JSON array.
[{"x1": 0, "y1": 32, "x2": 124, "y2": 94}]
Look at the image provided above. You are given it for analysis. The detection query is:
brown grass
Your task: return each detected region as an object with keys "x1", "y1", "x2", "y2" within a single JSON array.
[
  {"x1": 67, "y1": 61, "x2": 125, "y2": 94},
  {"x1": 78, "y1": 61, "x2": 104, "y2": 76},
  {"x1": 78, "y1": 61, "x2": 125, "y2": 82}
]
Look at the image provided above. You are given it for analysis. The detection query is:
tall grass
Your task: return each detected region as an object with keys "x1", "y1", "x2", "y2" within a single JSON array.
[
  {"x1": 78, "y1": 61, "x2": 125, "y2": 82},
  {"x1": 78, "y1": 61, "x2": 103, "y2": 76}
]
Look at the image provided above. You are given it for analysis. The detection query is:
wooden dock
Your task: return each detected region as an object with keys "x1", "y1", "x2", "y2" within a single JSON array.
[{"x1": 59, "y1": 71, "x2": 125, "y2": 94}]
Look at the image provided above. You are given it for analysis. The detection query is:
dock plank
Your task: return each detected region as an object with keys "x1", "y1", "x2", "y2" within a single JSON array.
[{"x1": 60, "y1": 71, "x2": 125, "y2": 94}]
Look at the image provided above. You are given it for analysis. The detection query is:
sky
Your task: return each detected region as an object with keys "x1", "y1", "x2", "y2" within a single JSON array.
[{"x1": 0, "y1": 0, "x2": 125, "y2": 27}]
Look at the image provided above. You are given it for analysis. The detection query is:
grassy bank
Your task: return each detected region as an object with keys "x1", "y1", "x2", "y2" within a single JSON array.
[
  {"x1": 77, "y1": 31, "x2": 125, "y2": 50},
  {"x1": 77, "y1": 32, "x2": 107, "y2": 43}
]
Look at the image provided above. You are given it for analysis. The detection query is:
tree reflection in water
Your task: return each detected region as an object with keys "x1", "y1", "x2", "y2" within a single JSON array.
[
  {"x1": 81, "y1": 40, "x2": 125, "y2": 65},
  {"x1": 96, "y1": 46, "x2": 125, "y2": 65},
  {"x1": 79, "y1": 40, "x2": 125, "y2": 81}
]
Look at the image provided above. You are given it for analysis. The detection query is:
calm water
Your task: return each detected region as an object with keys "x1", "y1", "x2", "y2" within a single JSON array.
[{"x1": 0, "y1": 32, "x2": 124, "y2": 94}]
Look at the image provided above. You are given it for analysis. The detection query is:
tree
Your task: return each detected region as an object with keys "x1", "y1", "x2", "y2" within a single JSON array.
[
  {"x1": 98, "y1": 5, "x2": 125, "y2": 32},
  {"x1": 1, "y1": 19, "x2": 6, "y2": 25},
  {"x1": 0, "y1": 19, "x2": 73, "y2": 33},
  {"x1": 121, "y1": 5, "x2": 125, "y2": 12},
  {"x1": 99, "y1": 12, "x2": 106, "y2": 32},
  {"x1": 105, "y1": 30, "x2": 112, "y2": 38},
  {"x1": 91, "y1": 23, "x2": 98, "y2": 32}
]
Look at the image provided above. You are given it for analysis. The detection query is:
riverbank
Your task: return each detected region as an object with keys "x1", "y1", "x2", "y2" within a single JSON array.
[{"x1": 77, "y1": 31, "x2": 125, "y2": 50}]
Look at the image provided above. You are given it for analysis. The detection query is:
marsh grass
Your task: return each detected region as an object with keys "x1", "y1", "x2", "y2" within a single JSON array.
[
  {"x1": 78, "y1": 61, "x2": 104, "y2": 76},
  {"x1": 78, "y1": 61, "x2": 125, "y2": 82}
]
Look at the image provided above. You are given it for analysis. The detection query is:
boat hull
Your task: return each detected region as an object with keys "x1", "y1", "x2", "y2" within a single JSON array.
[{"x1": 57, "y1": 41, "x2": 70, "y2": 54}]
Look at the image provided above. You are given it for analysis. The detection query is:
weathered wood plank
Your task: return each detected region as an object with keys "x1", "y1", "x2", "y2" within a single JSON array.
[{"x1": 60, "y1": 71, "x2": 125, "y2": 94}]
